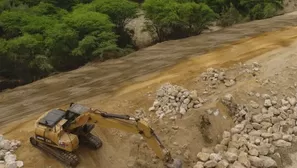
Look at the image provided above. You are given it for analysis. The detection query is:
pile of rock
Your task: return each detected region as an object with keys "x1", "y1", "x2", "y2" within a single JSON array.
[
  {"x1": 199, "y1": 62, "x2": 262, "y2": 89},
  {"x1": 0, "y1": 135, "x2": 23, "y2": 168},
  {"x1": 200, "y1": 68, "x2": 231, "y2": 88},
  {"x1": 194, "y1": 93, "x2": 297, "y2": 168},
  {"x1": 149, "y1": 83, "x2": 204, "y2": 119}
]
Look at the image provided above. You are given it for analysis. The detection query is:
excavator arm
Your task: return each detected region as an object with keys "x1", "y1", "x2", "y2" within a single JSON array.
[{"x1": 66, "y1": 103, "x2": 182, "y2": 168}]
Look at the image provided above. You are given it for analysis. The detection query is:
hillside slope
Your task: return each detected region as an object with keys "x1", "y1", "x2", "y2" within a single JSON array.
[{"x1": 2, "y1": 11, "x2": 297, "y2": 168}]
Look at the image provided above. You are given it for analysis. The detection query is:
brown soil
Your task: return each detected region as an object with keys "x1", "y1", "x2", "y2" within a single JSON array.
[{"x1": 2, "y1": 12, "x2": 297, "y2": 168}]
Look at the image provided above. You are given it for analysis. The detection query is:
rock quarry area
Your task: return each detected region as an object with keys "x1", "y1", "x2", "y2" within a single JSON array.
[
  {"x1": 3, "y1": 12, "x2": 297, "y2": 168},
  {"x1": 0, "y1": 135, "x2": 23, "y2": 168},
  {"x1": 194, "y1": 92, "x2": 297, "y2": 168},
  {"x1": 134, "y1": 61, "x2": 297, "y2": 168}
]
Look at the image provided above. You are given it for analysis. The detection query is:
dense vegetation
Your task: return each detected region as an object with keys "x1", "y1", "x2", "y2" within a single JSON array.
[
  {"x1": 142, "y1": 0, "x2": 284, "y2": 40},
  {"x1": 0, "y1": 0, "x2": 284, "y2": 89}
]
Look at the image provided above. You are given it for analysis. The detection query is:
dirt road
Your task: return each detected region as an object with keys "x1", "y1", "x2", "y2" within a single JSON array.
[{"x1": 2, "y1": 12, "x2": 297, "y2": 168}]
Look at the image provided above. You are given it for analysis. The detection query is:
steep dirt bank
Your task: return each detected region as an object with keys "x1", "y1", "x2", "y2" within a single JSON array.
[{"x1": 2, "y1": 12, "x2": 297, "y2": 168}]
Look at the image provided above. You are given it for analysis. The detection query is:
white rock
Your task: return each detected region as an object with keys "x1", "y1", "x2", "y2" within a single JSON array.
[
  {"x1": 224, "y1": 152, "x2": 237, "y2": 162},
  {"x1": 225, "y1": 79, "x2": 236, "y2": 87},
  {"x1": 287, "y1": 97, "x2": 296, "y2": 106},
  {"x1": 207, "y1": 109, "x2": 213, "y2": 115},
  {"x1": 252, "y1": 123, "x2": 262, "y2": 130},
  {"x1": 281, "y1": 105, "x2": 290, "y2": 112},
  {"x1": 223, "y1": 131, "x2": 231, "y2": 139},
  {"x1": 262, "y1": 94, "x2": 270, "y2": 99},
  {"x1": 261, "y1": 133, "x2": 273, "y2": 138},
  {"x1": 204, "y1": 160, "x2": 217, "y2": 168},
  {"x1": 271, "y1": 100, "x2": 277, "y2": 105},
  {"x1": 230, "y1": 161, "x2": 245, "y2": 168},
  {"x1": 148, "y1": 107, "x2": 155, "y2": 112},
  {"x1": 0, "y1": 140, "x2": 11, "y2": 150},
  {"x1": 260, "y1": 156, "x2": 277, "y2": 168},
  {"x1": 235, "y1": 123, "x2": 245, "y2": 131},
  {"x1": 213, "y1": 109, "x2": 220, "y2": 116},
  {"x1": 4, "y1": 154, "x2": 16, "y2": 163},
  {"x1": 264, "y1": 99, "x2": 272, "y2": 107},
  {"x1": 197, "y1": 152, "x2": 210, "y2": 162},
  {"x1": 255, "y1": 138, "x2": 261, "y2": 145},
  {"x1": 16, "y1": 161, "x2": 23, "y2": 168},
  {"x1": 216, "y1": 160, "x2": 229, "y2": 168},
  {"x1": 5, "y1": 162, "x2": 17, "y2": 168},
  {"x1": 194, "y1": 104, "x2": 203, "y2": 109},
  {"x1": 179, "y1": 107, "x2": 186, "y2": 115},
  {"x1": 273, "y1": 140, "x2": 291, "y2": 147},
  {"x1": 293, "y1": 127, "x2": 297, "y2": 134},
  {"x1": 281, "y1": 99, "x2": 289, "y2": 106},
  {"x1": 249, "y1": 130, "x2": 262, "y2": 137},
  {"x1": 209, "y1": 153, "x2": 222, "y2": 162},
  {"x1": 283, "y1": 135, "x2": 293, "y2": 142},
  {"x1": 214, "y1": 144, "x2": 227, "y2": 153},
  {"x1": 0, "y1": 150, "x2": 5, "y2": 160},
  {"x1": 268, "y1": 107, "x2": 279, "y2": 115},
  {"x1": 250, "y1": 101, "x2": 259, "y2": 109},
  {"x1": 220, "y1": 138, "x2": 229, "y2": 146},
  {"x1": 252, "y1": 114, "x2": 263, "y2": 123},
  {"x1": 190, "y1": 91, "x2": 198, "y2": 100},
  {"x1": 183, "y1": 98, "x2": 190, "y2": 105},
  {"x1": 272, "y1": 133, "x2": 282, "y2": 140},
  {"x1": 258, "y1": 144, "x2": 270, "y2": 156},
  {"x1": 249, "y1": 156, "x2": 264, "y2": 167},
  {"x1": 218, "y1": 72, "x2": 226, "y2": 81},
  {"x1": 223, "y1": 94, "x2": 233, "y2": 102},
  {"x1": 153, "y1": 101, "x2": 160, "y2": 107},
  {"x1": 261, "y1": 122, "x2": 272, "y2": 128},
  {"x1": 255, "y1": 93, "x2": 261, "y2": 98},
  {"x1": 193, "y1": 161, "x2": 204, "y2": 168},
  {"x1": 248, "y1": 148, "x2": 259, "y2": 156},
  {"x1": 238, "y1": 151, "x2": 250, "y2": 167}
]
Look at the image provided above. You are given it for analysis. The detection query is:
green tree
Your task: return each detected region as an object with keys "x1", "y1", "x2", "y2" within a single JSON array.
[
  {"x1": 0, "y1": 10, "x2": 29, "y2": 38},
  {"x1": 74, "y1": 0, "x2": 138, "y2": 48},
  {"x1": 4, "y1": 34, "x2": 51, "y2": 80},
  {"x1": 218, "y1": 3, "x2": 243, "y2": 27},
  {"x1": 240, "y1": 0, "x2": 283, "y2": 20},
  {"x1": 43, "y1": 23, "x2": 79, "y2": 70},
  {"x1": 64, "y1": 10, "x2": 118, "y2": 61},
  {"x1": 142, "y1": 0, "x2": 217, "y2": 41},
  {"x1": 29, "y1": 2, "x2": 68, "y2": 17}
]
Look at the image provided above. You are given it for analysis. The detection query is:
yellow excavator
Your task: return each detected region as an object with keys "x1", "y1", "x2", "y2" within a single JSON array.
[{"x1": 29, "y1": 103, "x2": 182, "y2": 168}]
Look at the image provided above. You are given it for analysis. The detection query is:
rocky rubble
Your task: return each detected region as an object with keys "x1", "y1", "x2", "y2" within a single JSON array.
[
  {"x1": 149, "y1": 83, "x2": 205, "y2": 119},
  {"x1": 200, "y1": 68, "x2": 234, "y2": 88},
  {"x1": 193, "y1": 93, "x2": 297, "y2": 168},
  {"x1": 0, "y1": 135, "x2": 23, "y2": 168},
  {"x1": 199, "y1": 62, "x2": 261, "y2": 89}
]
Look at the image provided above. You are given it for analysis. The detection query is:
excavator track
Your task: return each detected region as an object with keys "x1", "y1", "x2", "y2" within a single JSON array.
[
  {"x1": 30, "y1": 137, "x2": 79, "y2": 167},
  {"x1": 79, "y1": 133, "x2": 102, "y2": 150}
]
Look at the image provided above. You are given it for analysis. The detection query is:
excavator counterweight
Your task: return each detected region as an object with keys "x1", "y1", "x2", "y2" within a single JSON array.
[{"x1": 30, "y1": 103, "x2": 182, "y2": 168}]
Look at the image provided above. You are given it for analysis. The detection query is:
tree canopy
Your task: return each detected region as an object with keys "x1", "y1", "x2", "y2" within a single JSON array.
[{"x1": 0, "y1": 0, "x2": 285, "y2": 89}]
